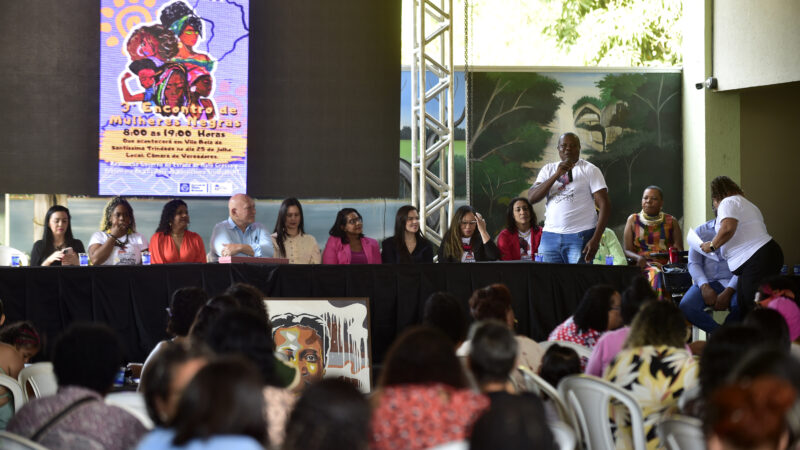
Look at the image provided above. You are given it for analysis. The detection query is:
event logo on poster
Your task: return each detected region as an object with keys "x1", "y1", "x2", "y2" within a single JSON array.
[{"x1": 99, "y1": 0, "x2": 249, "y2": 196}]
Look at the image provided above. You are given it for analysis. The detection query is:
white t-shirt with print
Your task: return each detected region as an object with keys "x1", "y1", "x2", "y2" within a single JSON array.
[
  {"x1": 715, "y1": 195, "x2": 772, "y2": 271},
  {"x1": 533, "y1": 159, "x2": 607, "y2": 234},
  {"x1": 89, "y1": 232, "x2": 149, "y2": 265}
]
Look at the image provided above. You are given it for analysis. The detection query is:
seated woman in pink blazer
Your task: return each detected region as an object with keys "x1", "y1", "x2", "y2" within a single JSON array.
[{"x1": 322, "y1": 208, "x2": 381, "y2": 264}]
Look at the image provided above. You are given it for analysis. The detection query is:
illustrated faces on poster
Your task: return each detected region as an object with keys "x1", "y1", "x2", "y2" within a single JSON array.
[{"x1": 274, "y1": 325, "x2": 325, "y2": 387}]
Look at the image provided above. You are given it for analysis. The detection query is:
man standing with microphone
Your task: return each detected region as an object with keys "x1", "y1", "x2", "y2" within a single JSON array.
[{"x1": 528, "y1": 132, "x2": 610, "y2": 264}]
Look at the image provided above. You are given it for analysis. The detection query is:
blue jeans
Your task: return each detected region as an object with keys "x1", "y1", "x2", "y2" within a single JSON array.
[
  {"x1": 679, "y1": 281, "x2": 741, "y2": 333},
  {"x1": 539, "y1": 229, "x2": 595, "y2": 264}
]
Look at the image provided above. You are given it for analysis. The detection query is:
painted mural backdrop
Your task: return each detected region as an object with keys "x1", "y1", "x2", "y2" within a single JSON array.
[
  {"x1": 99, "y1": 0, "x2": 249, "y2": 196},
  {"x1": 468, "y1": 71, "x2": 683, "y2": 234}
]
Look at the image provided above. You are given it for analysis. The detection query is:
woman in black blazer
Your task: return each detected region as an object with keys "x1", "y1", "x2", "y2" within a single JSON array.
[{"x1": 381, "y1": 205, "x2": 433, "y2": 263}]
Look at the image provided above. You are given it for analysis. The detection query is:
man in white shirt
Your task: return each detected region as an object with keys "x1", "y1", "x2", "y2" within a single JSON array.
[
  {"x1": 210, "y1": 194, "x2": 274, "y2": 258},
  {"x1": 528, "y1": 133, "x2": 610, "y2": 264}
]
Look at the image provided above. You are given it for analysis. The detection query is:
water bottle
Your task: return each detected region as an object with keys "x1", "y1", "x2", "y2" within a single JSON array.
[
  {"x1": 605, "y1": 255, "x2": 614, "y2": 265},
  {"x1": 10, "y1": 255, "x2": 20, "y2": 267},
  {"x1": 141, "y1": 251, "x2": 151, "y2": 265}
]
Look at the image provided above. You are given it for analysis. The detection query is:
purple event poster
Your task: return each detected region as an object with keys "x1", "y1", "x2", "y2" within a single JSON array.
[{"x1": 99, "y1": 0, "x2": 249, "y2": 196}]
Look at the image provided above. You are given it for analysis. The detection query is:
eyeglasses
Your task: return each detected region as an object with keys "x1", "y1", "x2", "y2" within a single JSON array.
[
  {"x1": 347, "y1": 217, "x2": 363, "y2": 225},
  {"x1": 460, "y1": 220, "x2": 477, "y2": 226}
]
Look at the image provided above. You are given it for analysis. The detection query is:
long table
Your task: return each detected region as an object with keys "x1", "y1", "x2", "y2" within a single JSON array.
[{"x1": 0, "y1": 262, "x2": 639, "y2": 364}]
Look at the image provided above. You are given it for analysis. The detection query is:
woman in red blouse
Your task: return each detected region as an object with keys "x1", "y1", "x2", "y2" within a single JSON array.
[
  {"x1": 150, "y1": 199, "x2": 207, "y2": 264},
  {"x1": 497, "y1": 197, "x2": 542, "y2": 261}
]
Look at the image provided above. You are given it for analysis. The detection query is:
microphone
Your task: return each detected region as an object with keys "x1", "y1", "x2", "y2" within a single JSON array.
[{"x1": 568, "y1": 169, "x2": 573, "y2": 182}]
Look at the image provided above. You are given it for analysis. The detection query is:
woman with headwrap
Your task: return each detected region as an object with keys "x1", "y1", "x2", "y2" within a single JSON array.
[{"x1": 160, "y1": 1, "x2": 214, "y2": 73}]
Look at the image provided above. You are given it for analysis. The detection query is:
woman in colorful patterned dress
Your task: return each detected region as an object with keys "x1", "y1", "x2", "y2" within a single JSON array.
[
  {"x1": 623, "y1": 185, "x2": 683, "y2": 298},
  {"x1": 604, "y1": 300, "x2": 697, "y2": 450}
]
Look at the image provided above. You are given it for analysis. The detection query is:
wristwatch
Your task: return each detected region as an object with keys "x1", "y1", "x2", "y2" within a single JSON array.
[{"x1": 708, "y1": 242, "x2": 716, "y2": 251}]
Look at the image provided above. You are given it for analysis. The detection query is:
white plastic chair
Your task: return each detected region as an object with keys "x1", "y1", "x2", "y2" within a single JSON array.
[
  {"x1": 558, "y1": 374, "x2": 647, "y2": 450},
  {"x1": 657, "y1": 415, "x2": 705, "y2": 450},
  {"x1": 0, "y1": 431, "x2": 49, "y2": 450},
  {"x1": 0, "y1": 374, "x2": 25, "y2": 412},
  {"x1": 550, "y1": 420, "x2": 578, "y2": 450},
  {"x1": 105, "y1": 391, "x2": 154, "y2": 429},
  {"x1": 17, "y1": 363, "x2": 58, "y2": 402},
  {"x1": 0, "y1": 246, "x2": 28, "y2": 266},
  {"x1": 517, "y1": 365, "x2": 580, "y2": 446},
  {"x1": 538, "y1": 340, "x2": 593, "y2": 360}
]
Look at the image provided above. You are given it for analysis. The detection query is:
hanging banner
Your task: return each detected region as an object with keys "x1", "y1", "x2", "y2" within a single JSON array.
[{"x1": 99, "y1": 0, "x2": 249, "y2": 196}]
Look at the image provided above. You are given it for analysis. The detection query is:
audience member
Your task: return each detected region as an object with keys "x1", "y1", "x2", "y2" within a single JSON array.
[
  {"x1": 186, "y1": 295, "x2": 239, "y2": 342},
  {"x1": 459, "y1": 284, "x2": 544, "y2": 388},
  {"x1": 8, "y1": 323, "x2": 146, "y2": 448},
  {"x1": 704, "y1": 376, "x2": 796, "y2": 450},
  {"x1": 744, "y1": 308, "x2": 791, "y2": 353},
  {"x1": 497, "y1": 197, "x2": 541, "y2": 261},
  {"x1": 605, "y1": 300, "x2": 697, "y2": 450},
  {"x1": 141, "y1": 341, "x2": 211, "y2": 426},
  {"x1": 422, "y1": 292, "x2": 468, "y2": 348},
  {"x1": 136, "y1": 357, "x2": 267, "y2": 450},
  {"x1": 467, "y1": 320, "x2": 519, "y2": 398},
  {"x1": 0, "y1": 322, "x2": 40, "y2": 429},
  {"x1": 623, "y1": 185, "x2": 683, "y2": 298},
  {"x1": 224, "y1": 282, "x2": 268, "y2": 320},
  {"x1": 470, "y1": 394, "x2": 556, "y2": 450},
  {"x1": 210, "y1": 193, "x2": 274, "y2": 259},
  {"x1": 271, "y1": 198, "x2": 321, "y2": 264},
  {"x1": 438, "y1": 205, "x2": 499, "y2": 263},
  {"x1": 381, "y1": 205, "x2": 433, "y2": 263},
  {"x1": 283, "y1": 379, "x2": 370, "y2": 450},
  {"x1": 754, "y1": 276, "x2": 800, "y2": 357},
  {"x1": 149, "y1": 199, "x2": 206, "y2": 264},
  {"x1": 586, "y1": 276, "x2": 656, "y2": 376},
  {"x1": 322, "y1": 208, "x2": 381, "y2": 264},
  {"x1": 681, "y1": 217, "x2": 741, "y2": 333},
  {"x1": 371, "y1": 326, "x2": 489, "y2": 450},
  {"x1": 699, "y1": 176, "x2": 783, "y2": 316},
  {"x1": 205, "y1": 309, "x2": 297, "y2": 445},
  {"x1": 89, "y1": 196, "x2": 149, "y2": 265},
  {"x1": 139, "y1": 287, "x2": 207, "y2": 391},
  {"x1": 548, "y1": 284, "x2": 623, "y2": 351},
  {"x1": 30, "y1": 205, "x2": 84, "y2": 266},
  {"x1": 538, "y1": 344, "x2": 581, "y2": 389}
]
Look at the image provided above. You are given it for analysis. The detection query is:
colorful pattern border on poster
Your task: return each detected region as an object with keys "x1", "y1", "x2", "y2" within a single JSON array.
[{"x1": 99, "y1": 0, "x2": 249, "y2": 196}]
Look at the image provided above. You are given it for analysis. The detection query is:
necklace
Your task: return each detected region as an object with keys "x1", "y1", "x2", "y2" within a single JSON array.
[{"x1": 517, "y1": 228, "x2": 531, "y2": 238}]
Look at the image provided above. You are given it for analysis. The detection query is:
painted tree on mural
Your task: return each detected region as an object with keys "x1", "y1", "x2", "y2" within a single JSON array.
[
  {"x1": 469, "y1": 72, "x2": 563, "y2": 231},
  {"x1": 581, "y1": 72, "x2": 682, "y2": 225}
]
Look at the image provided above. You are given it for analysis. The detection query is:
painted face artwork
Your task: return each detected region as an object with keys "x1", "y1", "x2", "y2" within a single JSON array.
[
  {"x1": 138, "y1": 68, "x2": 156, "y2": 89},
  {"x1": 274, "y1": 325, "x2": 325, "y2": 389},
  {"x1": 164, "y1": 73, "x2": 186, "y2": 107},
  {"x1": 180, "y1": 25, "x2": 199, "y2": 47}
]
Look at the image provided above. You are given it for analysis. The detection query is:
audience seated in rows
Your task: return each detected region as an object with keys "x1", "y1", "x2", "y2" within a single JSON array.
[
  {"x1": 30, "y1": 205, "x2": 84, "y2": 267},
  {"x1": 139, "y1": 287, "x2": 207, "y2": 391},
  {"x1": 422, "y1": 292, "x2": 468, "y2": 349},
  {"x1": 604, "y1": 300, "x2": 697, "y2": 450},
  {"x1": 585, "y1": 276, "x2": 656, "y2": 376},
  {"x1": 322, "y1": 208, "x2": 381, "y2": 264},
  {"x1": 381, "y1": 205, "x2": 434, "y2": 263},
  {"x1": 7, "y1": 323, "x2": 146, "y2": 448},
  {"x1": 137, "y1": 357, "x2": 267, "y2": 450},
  {"x1": 271, "y1": 198, "x2": 321, "y2": 264},
  {"x1": 283, "y1": 379, "x2": 370, "y2": 450},
  {"x1": 141, "y1": 341, "x2": 211, "y2": 426},
  {"x1": 204, "y1": 309, "x2": 297, "y2": 445},
  {"x1": 0, "y1": 322, "x2": 40, "y2": 429},
  {"x1": 370, "y1": 326, "x2": 489, "y2": 449},
  {"x1": 457, "y1": 284, "x2": 544, "y2": 388},
  {"x1": 548, "y1": 284, "x2": 623, "y2": 353}
]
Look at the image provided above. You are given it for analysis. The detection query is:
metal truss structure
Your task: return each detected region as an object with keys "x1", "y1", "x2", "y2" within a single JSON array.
[{"x1": 410, "y1": 0, "x2": 455, "y2": 245}]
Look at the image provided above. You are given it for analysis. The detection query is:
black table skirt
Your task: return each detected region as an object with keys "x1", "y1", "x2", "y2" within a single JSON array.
[{"x1": 0, "y1": 262, "x2": 639, "y2": 364}]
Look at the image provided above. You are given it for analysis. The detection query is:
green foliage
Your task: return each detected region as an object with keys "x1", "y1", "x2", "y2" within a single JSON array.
[
  {"x1": 572, "y1": 95, "x2": 606, "y2": 113},
  {"x1": 471, "y1": 154, "x2": 532, "y2": 232},
  {"x1": 469, "y1": 72, "x2": 563, "y2": 231},
  {"x1": 543, "y1": 0, "x2": 683, "y2": 66}
]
